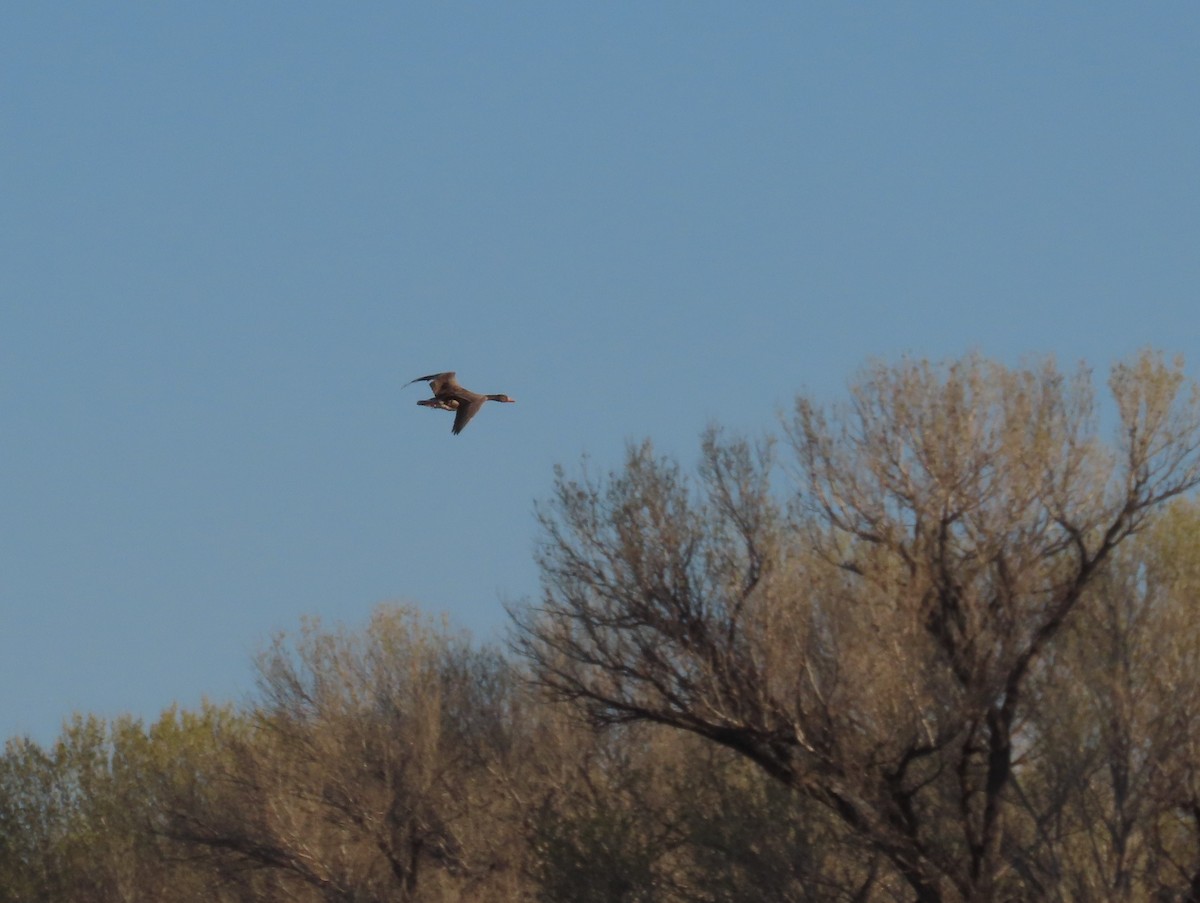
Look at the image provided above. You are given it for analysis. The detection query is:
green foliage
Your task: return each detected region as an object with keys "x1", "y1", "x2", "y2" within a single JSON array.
[{"x1": 0, "y1": 704, "x2": 242, "y2": 903}]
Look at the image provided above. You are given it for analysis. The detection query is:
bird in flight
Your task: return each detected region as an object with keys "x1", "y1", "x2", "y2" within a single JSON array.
[{"x1": 404, "y1": 371, "x2": 515, "y2": 434}]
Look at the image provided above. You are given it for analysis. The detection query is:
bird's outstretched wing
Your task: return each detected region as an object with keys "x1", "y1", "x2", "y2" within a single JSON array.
[
  {"x1": 452, "y1": 397, "x2": 486, "y2": 434},
  {"x1": 404, "y1": 371, "x2": 457, "y2": 390}
]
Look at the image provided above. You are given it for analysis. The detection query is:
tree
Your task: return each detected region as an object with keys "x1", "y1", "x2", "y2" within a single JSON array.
[
  {"x1": 1017, "y1": 500, "x2": 1200, "y2": 899},
  {"x1": 161, "y1": 605, "x2": 534, "y2": 902},
  {"x1": 513, "y1": 351, "x2": 1200, "y2": 901},
  {"x1": 0, "y1": 705, "x2": 242, "y2": 903}
]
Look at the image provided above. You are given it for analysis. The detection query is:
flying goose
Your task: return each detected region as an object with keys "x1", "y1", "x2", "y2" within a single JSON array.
[{"x1": 404, "y1": 371, "x2": 515, "y2": 434}]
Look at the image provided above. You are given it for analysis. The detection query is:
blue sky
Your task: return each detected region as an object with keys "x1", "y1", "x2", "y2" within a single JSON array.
[{"x1": 3, "y1": 5, "x2": 1198, "y2": 743}]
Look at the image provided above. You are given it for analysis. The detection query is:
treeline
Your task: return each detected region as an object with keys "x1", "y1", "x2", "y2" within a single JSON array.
[
  {"x1": 6, "y1": 352, "x2": 1200, "y2": 902},
  {"x1": 1, "y1": 609, "x2": 833, "y2": 902}
]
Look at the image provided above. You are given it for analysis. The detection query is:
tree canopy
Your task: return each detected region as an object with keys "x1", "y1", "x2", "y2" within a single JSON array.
[
  {"x1": 515, "y1": 350, "x2": 1200, "y2": 901},
  {"x1": 6, "y1": 351, "x2": 1200, "y2": 902}
]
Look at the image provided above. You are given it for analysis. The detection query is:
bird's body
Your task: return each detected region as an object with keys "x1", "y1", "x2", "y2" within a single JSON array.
[
  {"x1": 416, "y1": 397, "x2": 460, "y2": 412},
  {"x1": 404, "y1": 371, "x2": 515, "y2": 434}
]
